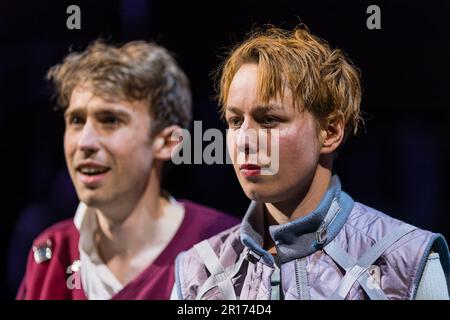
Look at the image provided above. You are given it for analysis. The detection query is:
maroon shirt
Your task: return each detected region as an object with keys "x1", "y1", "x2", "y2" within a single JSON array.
[{"x1": 17, "y1": 200, "x2": 240, "y2": 300}]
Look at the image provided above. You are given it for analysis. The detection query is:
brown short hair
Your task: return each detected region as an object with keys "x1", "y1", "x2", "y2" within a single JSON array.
[
  {"x1": 47, "y1": 40, "x2": 192, "y2": 135},
  {"x1": 217, "y1": 25, "x2": 363, "y2": 140}
]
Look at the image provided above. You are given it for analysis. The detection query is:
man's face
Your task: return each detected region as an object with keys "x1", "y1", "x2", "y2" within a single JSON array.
[
  {"x1": 64, "y1": 86, "x2": 154, "y2": 213},
  {"x1": 225, "y1": 63, "x2": 322, "y2": 204}
]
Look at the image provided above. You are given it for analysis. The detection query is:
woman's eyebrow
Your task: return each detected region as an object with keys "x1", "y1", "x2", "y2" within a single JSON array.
[
  {"x1": 253, "y1": 104, "x2": 283, "y2": 114},
  {"x1": 226, "y1": 104, "x2": 283, "y2": 113},
  {"x1": 224, "y1": 106, "x2": 243, "y2": 115}
]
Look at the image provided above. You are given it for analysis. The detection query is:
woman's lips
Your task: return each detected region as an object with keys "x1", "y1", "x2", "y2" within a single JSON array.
[{"x1": 239, "y1": 164, "x2": 261, "y2": 178}]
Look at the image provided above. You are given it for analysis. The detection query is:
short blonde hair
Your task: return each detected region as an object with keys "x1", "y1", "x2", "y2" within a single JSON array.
[{"x1": 218, "y1": 25, "x2": 363, "y2": 139}]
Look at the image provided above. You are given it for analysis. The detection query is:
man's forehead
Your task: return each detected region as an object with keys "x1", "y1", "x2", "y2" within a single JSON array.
[
  {"x1": 67, "y1": 88, "x2": 136, "y2": 114},
  {"x1": 64, "y1": 104, "x2": 135, "y2": 117}
]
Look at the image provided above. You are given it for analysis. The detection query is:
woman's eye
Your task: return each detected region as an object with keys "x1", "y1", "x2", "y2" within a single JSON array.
[
  {"x1": 228, "y1": 117, "x2": 242, "y2": 128},
  {"x1": 261, "y1": 116, "x2": 279, "y2": 127}
]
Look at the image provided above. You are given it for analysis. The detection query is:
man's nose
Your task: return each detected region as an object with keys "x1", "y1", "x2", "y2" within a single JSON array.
[{"x1": 77, "y1": 120, "x2": 100, "y2": 156}]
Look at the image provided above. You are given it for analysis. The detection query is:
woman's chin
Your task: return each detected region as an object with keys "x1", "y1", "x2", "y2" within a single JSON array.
[{"x1": 243, "y1": 187, "x2": 281, "y2": 203}]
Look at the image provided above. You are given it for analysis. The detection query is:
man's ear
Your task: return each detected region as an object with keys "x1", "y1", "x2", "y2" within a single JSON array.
[
  {"x1": 320, "y1": 112, "x2": 345, "y2": 154},
  {"x1": 153, "y1": 125, "x2": 184, "y2": 161}
]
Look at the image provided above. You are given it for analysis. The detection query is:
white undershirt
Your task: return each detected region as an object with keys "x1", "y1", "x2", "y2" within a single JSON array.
[
  {"x1": 73, "y1": 196, "x2": 183, "y2": 300},
  {"x1": 74, "y1": 202, "x2": 123, "y2": 300}
]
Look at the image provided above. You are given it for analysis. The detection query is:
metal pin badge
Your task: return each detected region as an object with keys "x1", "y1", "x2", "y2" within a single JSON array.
[{"x1": 33, "y1": 239, "x2": 52, "y2": 264}]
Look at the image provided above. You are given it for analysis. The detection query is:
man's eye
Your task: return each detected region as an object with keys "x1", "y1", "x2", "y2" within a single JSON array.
[
  {"x1": 102, "y1": 116, "x2": 120, "y2": 125},
  {"x1": 68, "y1": 116, "x2": 83, "y2": 125}
]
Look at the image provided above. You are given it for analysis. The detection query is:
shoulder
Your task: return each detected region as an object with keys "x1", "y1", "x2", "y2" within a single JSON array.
[
  {"x1": 201, "y1": 223, "x2": 243, "y2": 256},
  {"x1": 32, "y1": 219, "x2": 79, "y2": 246},
  {"x1": 337, "y1": 202, "x2": 449, "y2": 298},
  {"x1": 180, "y1": 199, "x2": 239, "y2": 220},
  {"x1": 343, "y1": 202, "x2": 436, "y2": 248},
  {"x1": 341, "y1": 202, "x2": 445, "y2": 260},
  {"x1": 345, "y1": 200, "x2": 444, "y2": 258},
  {"x1": 17, "y1": 219, "x2": 81, "y2": 299},
  {"x1": 174, "y1": 224, "x2": 242, "y2": 299},
  {"x1": 27, "y1": 218, "x2": 80, "y2": 270},
  {"x1": 177, "y1": 223, "x2": 242, "y2": 271}
]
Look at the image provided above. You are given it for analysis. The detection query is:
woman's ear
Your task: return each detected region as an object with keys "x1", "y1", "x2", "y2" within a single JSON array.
[
  {"x1": 320, "y1": 112, "x2": 345, "y2": 154},
  {"x1": 153, "y1": 125, "x2": 184, "y2": 161}
]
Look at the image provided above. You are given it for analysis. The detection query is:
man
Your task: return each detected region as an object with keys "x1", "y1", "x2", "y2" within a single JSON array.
[
  {"x1": 173, "y1": 26, "x2": 450, "y2": 300},
  {"x1": 17, "y1": 40, "x2": 239, "y2": 299}
]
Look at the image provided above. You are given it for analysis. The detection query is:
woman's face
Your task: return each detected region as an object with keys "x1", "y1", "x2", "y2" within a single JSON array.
[{"x1": 225, "y1": 63, "x2": 323, "y2": 204}]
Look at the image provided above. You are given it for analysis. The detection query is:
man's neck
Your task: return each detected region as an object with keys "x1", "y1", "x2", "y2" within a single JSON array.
[{"x1": 91, "y1": 168, "x2": 184, "y2": 285}]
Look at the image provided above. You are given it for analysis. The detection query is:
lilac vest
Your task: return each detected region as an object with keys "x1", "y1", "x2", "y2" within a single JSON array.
[{"x1": 175, "y1": 176, "x2": 450, "y2": 300}]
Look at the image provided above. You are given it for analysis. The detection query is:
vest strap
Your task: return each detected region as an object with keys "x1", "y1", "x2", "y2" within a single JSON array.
[
  {"x1": 324, "y1": 240, "x2": 387, "y2": 300},
  {"x1": 194, "y1": 240, "x2": 244, "y2": 300},
  {"x1": 326, "y1": 224, "x2": 417, "y2": 299},
  {"x1": 270, "y1": 264, "x2": 281, "y2": 300}
]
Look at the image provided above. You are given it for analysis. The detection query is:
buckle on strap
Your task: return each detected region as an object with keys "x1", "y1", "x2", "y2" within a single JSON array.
[
  {"x1": 246, "y1": 250, "x2": 262, "y2": 264},
  {"x1": 316, "y1": 198, "x2": 341, "y2": 246},
  {"x1": 316, "y1": 225, "x2": 328, "y2": 245}
]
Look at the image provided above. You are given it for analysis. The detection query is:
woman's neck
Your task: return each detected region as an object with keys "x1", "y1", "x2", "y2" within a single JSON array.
[{"x1": 263, "y1": 159, "x2": 332, "y2": 252}]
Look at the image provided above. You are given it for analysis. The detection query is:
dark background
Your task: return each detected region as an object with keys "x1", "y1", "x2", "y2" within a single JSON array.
[{"x1": 1, "y1": 0, "x2": 449, "y2": 299}]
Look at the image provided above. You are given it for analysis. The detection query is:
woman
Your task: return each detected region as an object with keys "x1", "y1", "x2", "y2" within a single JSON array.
[{"x1": 173, "y1": 26, "x2": 449, "y2": 300}]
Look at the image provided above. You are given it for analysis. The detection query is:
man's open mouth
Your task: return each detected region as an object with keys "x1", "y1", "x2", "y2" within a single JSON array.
[
  {"x1": 78, "y1": 167, "x2": 110, "y2": 175},
  {"x1": 76, "y1": 162, "x2": 111, "y2": 176}
]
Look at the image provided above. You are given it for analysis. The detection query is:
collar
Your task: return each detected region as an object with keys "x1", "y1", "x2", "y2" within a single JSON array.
[
  {"x1": 73, "y1": 202, "x2": 101, "y2": 258},
  {"x1": 240, "y1": 175, "x2": 355, "y2": 265},
  {"x1": 73, "y1": 194, "x2": 182, "y2": 252},
  {"x1": 72, "y1": 194, "x2": 183, "y2": 299},
  {"x1": 73, "y1": 202, "x2": 124, "y2": 299}
]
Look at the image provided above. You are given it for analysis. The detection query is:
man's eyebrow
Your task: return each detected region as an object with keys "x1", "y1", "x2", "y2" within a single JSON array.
[
  {"x1": 95, "y1": 108, "x2": 131, "y2": 118},
  {"x1": 64, "y1": 106, "x2": 84, "y2": 118},
  {"x1": 64, "y1": 106, "x2": 132, "y2": 118}
]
